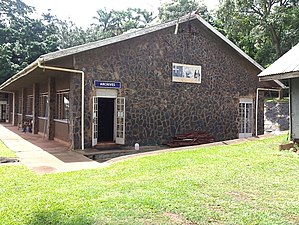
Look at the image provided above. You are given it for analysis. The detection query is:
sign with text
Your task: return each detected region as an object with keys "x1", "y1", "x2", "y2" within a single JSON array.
[
  {"x1": 94, "y1": 81, "x2": 121, "y2": 89},
  {"x1": 172, "y1": 63, "x2": 202, "y2": 84}
]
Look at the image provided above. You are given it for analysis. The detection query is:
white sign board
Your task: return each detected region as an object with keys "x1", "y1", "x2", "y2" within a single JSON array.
[{"x1": 172, "y1": 63, "x2": 202, "y2": 84}]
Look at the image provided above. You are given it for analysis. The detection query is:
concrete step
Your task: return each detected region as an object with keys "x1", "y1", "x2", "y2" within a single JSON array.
[{"x1": 94, "y1": 142, "x2": 121, "y2": 150}]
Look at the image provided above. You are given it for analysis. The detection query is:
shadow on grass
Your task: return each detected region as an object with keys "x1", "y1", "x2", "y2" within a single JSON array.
[{"x1": 27, "y1": 210, "x2": 95, "y2": 225}]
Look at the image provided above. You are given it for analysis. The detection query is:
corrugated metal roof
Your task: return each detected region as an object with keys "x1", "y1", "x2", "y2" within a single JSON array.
[{"x1": 259, "y1": 42, "x2": 299, "y2": 77}]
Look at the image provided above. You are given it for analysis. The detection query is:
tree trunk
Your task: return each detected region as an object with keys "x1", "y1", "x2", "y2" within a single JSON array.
[{"x1": 269, "y1": 24, "x2": 282, "y2": 59}]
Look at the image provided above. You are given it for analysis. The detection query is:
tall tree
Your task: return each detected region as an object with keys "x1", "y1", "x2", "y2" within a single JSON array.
[
  {"x1": 0, "y1": 1, "x2": 94, "y2": 83},
  {"x1": 216, "y1": 0, "x2": 299, "y2": 66},
  {"x1": 92, "y1": 8, "x2": 155, "y2": 38},
  {"x1": 158, "y1": 0, "x2": 213, "y2": 23},
  {"x1": 0, "y1": 0, "x2": 60, "y2": 83}
]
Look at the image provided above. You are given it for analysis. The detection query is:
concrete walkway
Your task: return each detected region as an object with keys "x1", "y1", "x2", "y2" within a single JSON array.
[{"x1": 0, "y1": 124, "x2": 105, "y2": 174}]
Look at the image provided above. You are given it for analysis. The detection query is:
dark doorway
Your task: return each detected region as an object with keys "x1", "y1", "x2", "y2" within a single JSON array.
[
  {"x1": 98, "y1": 98, "x2": 114, "y2": 142},
  {"x1": 0, "y1": 104, "x2": 6, "y2": 122}
]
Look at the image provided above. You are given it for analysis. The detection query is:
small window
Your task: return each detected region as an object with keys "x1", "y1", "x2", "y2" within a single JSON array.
[
  {"x1": 39, "y1": 94, "x2": 48, "y2": 117},
  {"x1": 56, "y1": 91, "x2": 69, "y2": 120}
]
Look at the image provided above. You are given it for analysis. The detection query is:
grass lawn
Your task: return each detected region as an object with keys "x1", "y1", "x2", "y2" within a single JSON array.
[
  {"x1": 0, "y1": 142, "x2": 16, "y2": 158},
  {"x1": 0, "y1": 135, "x2": 298, "y2": 225}
]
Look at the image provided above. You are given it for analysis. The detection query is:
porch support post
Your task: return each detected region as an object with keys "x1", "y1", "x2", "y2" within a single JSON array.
[
  {"x1": 32, "y1": 83, "x2": 40, "y2": 134},
  {"x1": 13, "y1": 92, "x2": 19, "y2": 126},
  {"x1": 47, "y1": 77, "x2": 56, "y2": 140},
  {"x1": 21, "y1": 88, "x2": 27, "y2": 124}
]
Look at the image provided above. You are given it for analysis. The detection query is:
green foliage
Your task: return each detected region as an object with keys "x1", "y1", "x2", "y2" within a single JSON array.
[
  {"x1": 215, "y1": 0, "x2": 299, "y2": 67},
  {"x1": 1, "y1": 134, "x2": 299, "y2": 224},
  {"x1": 158, "y1": 0, "x2": 213, "y2": 24},
  {"x1": 0, "y1": 1, "x2": 156, "y2": 83},
  {"x1": 158, "y1": 0, "x2": 199, "y2": 21},
  {"x1": 0, "y1": 0, "x2": 60, "y2": 83},
  {"x1": 92, "y1": 7, "x2": 156, "y2": 38}
]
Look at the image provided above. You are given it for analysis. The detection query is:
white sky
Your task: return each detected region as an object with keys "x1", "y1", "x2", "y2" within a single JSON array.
[{"x1": 22, "y1": 0, "x2": 219, "y2": 28}]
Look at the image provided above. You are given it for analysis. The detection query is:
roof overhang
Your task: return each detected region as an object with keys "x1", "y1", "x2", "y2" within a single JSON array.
[
  {"x1": 1, "y1": 13, "x2": 267, "y2": 92},
  {"x1": 259, "y1": 71, "x2": 299, "y2": 81}
]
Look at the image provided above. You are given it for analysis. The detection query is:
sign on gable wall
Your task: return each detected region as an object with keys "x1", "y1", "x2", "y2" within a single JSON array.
[{"x1": 172, "y1": 63, "x2": 202, "y2": 84}]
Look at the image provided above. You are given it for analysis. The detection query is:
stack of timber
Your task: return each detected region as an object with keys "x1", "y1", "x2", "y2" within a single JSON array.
[{"x1": 167, "y1": 131, "x2": 215, "y2": 147}]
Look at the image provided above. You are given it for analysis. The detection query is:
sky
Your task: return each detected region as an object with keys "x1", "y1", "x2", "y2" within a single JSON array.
[{"x1": 22, "y1": 0, "x2": 219, "y2": 28}]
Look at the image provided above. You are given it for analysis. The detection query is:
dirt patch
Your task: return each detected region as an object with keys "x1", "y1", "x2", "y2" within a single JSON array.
[
  {"x1": 164, "y1": 212, "x2": 196, "y2": 225},
  {"x1": 287, "y1": 215, "x2": 299, "y2": 224},
  {"x1": 209, "y1": 204, "x2": 225, "y2": 213},
  {"x1": 32, "y1": 166, "x2": 57, "y2": 174},
  {"x1": 229, "y1": 191, "x2": 255, "y2": 202}
]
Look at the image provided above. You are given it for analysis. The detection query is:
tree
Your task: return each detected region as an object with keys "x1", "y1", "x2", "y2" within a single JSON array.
[
  {"x1": 92, "y1": 8, "x2": 155, "y2": 38},
  {"x1": 0, "y1": 0, "x2": 60, "y2": 83},
  {"x1": 215, "y1": 0, "x2": 299, "y2": 66},
  {"x1": 0, "y1": 1, "x2": 90, "y2": 83},
  {"x1": 158, "y1": 0, "x2": 213, "y2": 23}
]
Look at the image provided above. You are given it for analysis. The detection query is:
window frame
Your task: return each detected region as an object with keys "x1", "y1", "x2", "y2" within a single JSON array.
[
  {"x1": 55, "y1": 90, "x2": 70, "y2": 122},
  {"x1": 39, "y1": 93, "x2": 48, "y2": 118}
]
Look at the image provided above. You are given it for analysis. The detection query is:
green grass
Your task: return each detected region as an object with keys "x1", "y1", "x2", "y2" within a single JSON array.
[
  {"x1": 0, "y1": 135, "x2": 299, "y2": 224},
  {"x1": 0, "y1": 141, "x2": 16, "y2": 157},
  {"x1": 265, "y1": 97, "x2": 289, "y2": 103}
]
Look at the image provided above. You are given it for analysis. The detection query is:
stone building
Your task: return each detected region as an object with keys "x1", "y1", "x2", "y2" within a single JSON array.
[{"x1": 0, "y1": 14, "x2": 281, "y2": 150}]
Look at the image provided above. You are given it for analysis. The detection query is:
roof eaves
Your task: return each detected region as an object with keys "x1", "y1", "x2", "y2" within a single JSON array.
[
  {"x1": 41, "y1": 14, "x2": 197, "y2": 62},
  {"x1": 259, "y1": 71, "x2": 299, "y2": 81},
  {"x1": 0, "y1": 59, "x2": 39, "y2": 90}
]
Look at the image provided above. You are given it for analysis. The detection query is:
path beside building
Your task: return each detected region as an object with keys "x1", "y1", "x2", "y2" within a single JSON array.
[{"x1": 0, "y1": 124, "x2": 105, "y2": 174}]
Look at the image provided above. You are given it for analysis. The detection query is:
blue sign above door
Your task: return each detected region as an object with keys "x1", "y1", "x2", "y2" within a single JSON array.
[{"x1": 94, "y1": 81, "x2": 121, "y2": 89}]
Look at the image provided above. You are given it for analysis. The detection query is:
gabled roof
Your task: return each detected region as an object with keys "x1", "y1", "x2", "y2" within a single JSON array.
[
  {"x1": 259, "y1": 42, "x2": 299, "y2": 81},
  {"x1": 1, "y1": 13, "x2": 268, "y2": 91},
  {"x1": 40, "y1": 14, "x2": 264, "y2": 71}
]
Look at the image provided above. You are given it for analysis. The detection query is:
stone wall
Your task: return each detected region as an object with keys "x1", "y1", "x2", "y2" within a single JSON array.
[
  {"x1": 264, "y1": 101, "x2": 289, "y2": 132},
  {"x1": 71, "y1": 20, "x2": 262, "y2": 148}
]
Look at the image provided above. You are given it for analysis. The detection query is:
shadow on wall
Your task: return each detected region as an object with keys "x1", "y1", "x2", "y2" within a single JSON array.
[{"x1": 264, "y1": 101, "x2": 289, "y2": 133}]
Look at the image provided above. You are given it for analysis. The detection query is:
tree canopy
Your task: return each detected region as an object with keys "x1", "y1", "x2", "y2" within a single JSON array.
[
  {"x1": 158, "y1": 0, "x2": 213, "y2": 23},
  {"x1": 0, "y1": 0, "x2": 298, "y2": 84},
  {"x1": 92, "y1": 7, "x2": 156, "y2": 37},
  {"x1": 215, "y1": 0, "x2": 299, "y2": 67},
  {"x1": 0, "y1": 0, "x2": 155, "y2": 83}
]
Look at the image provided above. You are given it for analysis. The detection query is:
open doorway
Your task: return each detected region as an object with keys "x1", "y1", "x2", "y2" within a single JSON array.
[
  {"x1": 0, "y1": 104, "x2": 7, "y2": 122},
  {"x1": 98, "y1": 98, "x2": 114, "y2": 142},
  {"x1": 92, "y1": 95, "x2": 125, "y2": 147}
]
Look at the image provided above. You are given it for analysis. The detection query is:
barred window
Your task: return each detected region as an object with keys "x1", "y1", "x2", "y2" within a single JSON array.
[
  {"x1": 27, "y1": 95, "x2": 33, "y2": 115},
  {"x1": 56, "y1": 91, "x2": 69, "y2": 120},
  {"x1": 39, "y1": 94, "x2": 48, "y2": 117}
]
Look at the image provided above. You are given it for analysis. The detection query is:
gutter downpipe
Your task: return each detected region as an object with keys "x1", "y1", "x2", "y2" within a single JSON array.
[
  {"x1": 255, "y1": 88, "x2": 283, "y2": 136},
  {"x1": 0, "y1": 91, "x2": 15, "y2": 125},
  {"x1": 37, "y1": 59, "x2": 85, "y2": 150}
]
